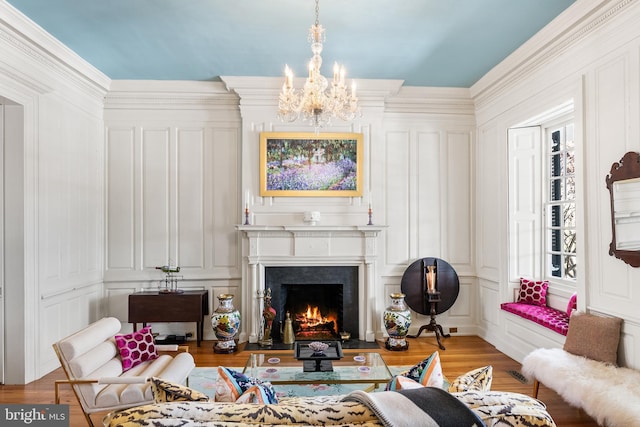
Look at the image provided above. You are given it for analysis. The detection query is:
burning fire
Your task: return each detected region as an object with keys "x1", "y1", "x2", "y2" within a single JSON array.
[{"x1": 295, "y1": 304, "x2": 337, "y2": 334}]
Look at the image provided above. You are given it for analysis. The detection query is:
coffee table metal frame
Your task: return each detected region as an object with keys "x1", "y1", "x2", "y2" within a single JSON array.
[{"x1": 243, "y1": 351, "x2": 392, "y2": 390}]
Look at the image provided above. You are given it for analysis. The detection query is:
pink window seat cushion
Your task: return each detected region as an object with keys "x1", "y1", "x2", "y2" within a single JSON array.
[{"x1": 500, "y1": 302, "x2": 569, "y2": 336}]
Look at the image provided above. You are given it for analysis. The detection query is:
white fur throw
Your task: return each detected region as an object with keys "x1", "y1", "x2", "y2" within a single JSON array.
[{"x1": 522, "y1": 348, "x2": 640, "y2": 427}]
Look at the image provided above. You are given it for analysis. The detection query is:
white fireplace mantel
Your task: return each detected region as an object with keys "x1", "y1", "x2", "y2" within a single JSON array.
[{"x1": 236, "y1": 225, "x2": 386, "y2": 343}]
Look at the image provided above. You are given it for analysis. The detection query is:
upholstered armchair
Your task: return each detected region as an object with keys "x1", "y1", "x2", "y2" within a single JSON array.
[{"x1": 52, "y1": 317, "x2": 194, "y2": 427}]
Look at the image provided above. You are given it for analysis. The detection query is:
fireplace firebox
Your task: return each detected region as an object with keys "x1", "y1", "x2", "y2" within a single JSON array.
[
  {"x1": 265, "y1": 266, "x2": 359, "y2": 342},
  {"x1": 284, "y1": 283, "x2": 342, "y2": 340}
]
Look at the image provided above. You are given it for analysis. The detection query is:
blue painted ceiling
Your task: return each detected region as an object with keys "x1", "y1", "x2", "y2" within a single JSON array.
[{"x1": 6, "y1": 0, "x2": 576, "y2": 87}]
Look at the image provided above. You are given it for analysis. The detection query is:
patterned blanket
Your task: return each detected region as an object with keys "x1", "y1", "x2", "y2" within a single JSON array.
[{"x1": 343, "y1": 388, "x2": 485, "y2": 427}]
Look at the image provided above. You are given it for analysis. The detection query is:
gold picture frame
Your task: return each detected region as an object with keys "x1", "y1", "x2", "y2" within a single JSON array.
[{"x1": 259, "y1": 132, "x2": 363, "y2": 197}]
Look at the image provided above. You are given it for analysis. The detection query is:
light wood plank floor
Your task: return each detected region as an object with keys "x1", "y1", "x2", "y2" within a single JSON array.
[{"x1": 0, "y1": 335, "x2": 599, "y2": 427}]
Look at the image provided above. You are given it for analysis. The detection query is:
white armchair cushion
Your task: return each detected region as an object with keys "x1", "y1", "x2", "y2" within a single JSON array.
[
  {"x1": 69, "y1": 341, "x2": 119, "y2": 378},
  {"x1": 93, "y1": 354, "x2": 195, "y2": 409},
  {"x1": 58, "y1": 317, "x2": 121, "y2": 362}
]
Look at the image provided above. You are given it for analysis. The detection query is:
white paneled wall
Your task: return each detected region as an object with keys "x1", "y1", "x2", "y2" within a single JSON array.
[
  {"x1": 0, "y1": 1, "x2": 108, "y2": 382},
  {"x1": 446, "y1": 131, "x2": 473, "y2": 269},
  {"x1": 474, "y1": 0, "x2": 640, "y2": 368},
  {"x1": 37, "y1": 93, "x2": 105, "y2": 375},
  {"x1": 416, "y1": 131, "x2": 443, "y2": 259},
  {"x1": 102, "y1": 79, "x2": 478, "y2": 341},
  {"x1": 384, "y1": 130, "x2": 412, "y2": 266},
  {"x1": 103, "y1": 83, "x2": 242, "y2": 339}
]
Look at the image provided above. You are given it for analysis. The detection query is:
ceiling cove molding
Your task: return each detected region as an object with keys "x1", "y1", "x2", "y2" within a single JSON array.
[
  {"x1": 104, "y1": 80, "x2": 239, "y2": 110},
  {"x1": 221, "y1": 76, "x2": 404, "y2": 109},
  {"x1": 0, "y1": 2, "x2": 110, "y2": 97},
  {"x1": 0, "y1": 52, "x2": 52, "y2": 95},
  {"x1": 470, "y1": 0, "x2": 632, "y2": 109},
  {"x1": 384, "y1": 86, "x2": 475, "y2": 117}
]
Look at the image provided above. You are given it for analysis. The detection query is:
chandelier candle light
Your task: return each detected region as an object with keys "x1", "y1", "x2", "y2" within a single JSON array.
[{"x1": 278, "y1": 0, "x2": 360, "y2": 131}]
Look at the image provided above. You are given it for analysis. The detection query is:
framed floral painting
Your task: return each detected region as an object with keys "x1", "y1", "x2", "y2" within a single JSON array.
[{"x1": 259, "y1": 132, "x2": 363, "y2": 197}]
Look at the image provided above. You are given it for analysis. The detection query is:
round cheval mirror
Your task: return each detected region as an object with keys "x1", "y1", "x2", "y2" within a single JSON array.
[{"x1": 401, "y1": 257, "x2": 459, "y2": 349}]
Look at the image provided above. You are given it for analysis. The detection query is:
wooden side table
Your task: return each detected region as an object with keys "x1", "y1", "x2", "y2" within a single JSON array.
[
  {"x1": 401, "y1": 257, "x2": 460, "y2": 350},
  {"x1": 128, "y1": 290, "x2": 209, "y2": 346}
]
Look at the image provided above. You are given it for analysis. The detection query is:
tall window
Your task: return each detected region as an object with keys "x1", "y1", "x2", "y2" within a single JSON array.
[
  {"x1": 508, "y1": 105, "x2": 577, "y2": 285},
  {"x1": 546, "y1": 123, "x2": 576, "y2": 280}
]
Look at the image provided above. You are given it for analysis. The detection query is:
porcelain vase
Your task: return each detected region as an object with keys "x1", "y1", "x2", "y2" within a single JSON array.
[
  {"x1": 211, "y1": 294, "x2": 241, "y2": 353},
  {"x1": 383, "y1": 292, "x2": 411, "y2": 351}
]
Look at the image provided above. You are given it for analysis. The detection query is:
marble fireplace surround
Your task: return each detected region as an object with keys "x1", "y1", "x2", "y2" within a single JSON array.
[{"x1": 237, "y1": 225, "x2": 386, "y2": 343}]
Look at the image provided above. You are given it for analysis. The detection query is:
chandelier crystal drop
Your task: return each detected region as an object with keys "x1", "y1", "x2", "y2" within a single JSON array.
[{"x1": 278, "y1": 0, "x2": 360, "y2": 132}]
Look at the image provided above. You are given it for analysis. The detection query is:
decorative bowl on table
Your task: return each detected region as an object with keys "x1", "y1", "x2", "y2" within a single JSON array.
[{"x1": 308, "y1": 341, "x2": 329, "y2": 354}]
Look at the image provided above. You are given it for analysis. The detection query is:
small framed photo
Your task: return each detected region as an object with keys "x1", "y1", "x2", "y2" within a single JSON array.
[{"x1": 259, "y1": 132, "x2": 363, "y2": 197}]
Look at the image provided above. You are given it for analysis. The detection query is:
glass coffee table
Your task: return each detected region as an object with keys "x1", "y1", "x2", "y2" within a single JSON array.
[{"x1": 243, "y1": 351, "x2": 393, "y2": 391}]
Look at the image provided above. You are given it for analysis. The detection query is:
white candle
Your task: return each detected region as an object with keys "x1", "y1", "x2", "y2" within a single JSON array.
[
  {"x1": 368, "y1": 191, "x2": 372, "y2": 209},
  {"x1": 427, "y1": 266, "x2": 436, "y2": 293},
  {"x1": 284, "y1": 65, "x2": 293, "y2": 89},
  {"x1": 245, "y1": 190, "x2": 250, "y2": 209}
]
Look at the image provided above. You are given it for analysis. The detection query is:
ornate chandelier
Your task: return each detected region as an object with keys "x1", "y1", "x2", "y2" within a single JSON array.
[{"x1": 278, "y1": 0, "x2": 360, "y2": 131}]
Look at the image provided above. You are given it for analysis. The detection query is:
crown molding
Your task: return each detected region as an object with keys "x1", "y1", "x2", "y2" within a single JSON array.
[
  {"x1": 221, "y1": 76, "x2": 404, "y2": 108},
  {"x1": 470, "y1": 0, "x2": 633, "y2": 109},
  {"x1": 385, "y1": 86, "x2": 475, "y2": 117},
  {"x1": 0, "y1": 1, "x2": 109, "y2": 97},
  {"x1": 104, "y1": 80, "x2": 239, "y2": 110},
  {"x1": 0, "y1": 53, "x2": 52, "y2": 94}
]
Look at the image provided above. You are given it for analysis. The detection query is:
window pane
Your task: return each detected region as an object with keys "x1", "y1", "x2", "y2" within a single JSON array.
[
  {"x1": 564, "y1": 203, "x2": 576, "y2": 227},
  {"x1": 564, "y1": 230, "x2": 576, "y2": 254},
  {"x1": 565, "y1": 151, "x2": 575, "y2": 174},
  {"x1": 550, "y1": 205, "x2": 561, "y2": 227},
  {"x1": 550, "y1": 153, "x2": 562, "y2": 177},
  {"x1": 551, "y1": 130, "x2": 561, "y2": 153},
  {"x1": 566, "y1": 176, "x2": 575, "y2": 200},
  {"x1": 551, "y1": 228, "x2": 561, "y2": 252},
  {"x1": 566, "y1": 124, "x2": 575, "y2": 148},
  {"x1": 564, "y1": 255, "x2": 577, "y2": 279},
  {"x1": 551, "y1": 254, "x2": 561, "y2": 277},
  {"x1": 550, "y1": 178, "x2": 563, "y2": 201}
]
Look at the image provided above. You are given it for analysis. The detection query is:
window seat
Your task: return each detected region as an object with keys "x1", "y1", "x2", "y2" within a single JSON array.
[{"x1": 500, "y1": 302, "x2": 569, "y2": 336}]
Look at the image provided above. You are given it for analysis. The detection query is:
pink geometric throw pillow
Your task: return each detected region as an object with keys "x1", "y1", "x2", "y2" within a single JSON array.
[
  {"x1": 517, "y1": 277, "x2": 549, "y2": 307},
  {"x1": 114, "y1": 326, "x2": 158, "y2": 372}
]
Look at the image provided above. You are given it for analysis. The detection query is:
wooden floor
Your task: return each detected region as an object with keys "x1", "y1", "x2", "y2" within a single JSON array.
[{"x1": 0, "y1": 335, "x2": 599, "y2": 427}]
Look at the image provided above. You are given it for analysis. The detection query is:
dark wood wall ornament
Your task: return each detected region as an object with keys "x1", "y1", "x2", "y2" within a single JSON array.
[
  {"x1": 606, "y1": 151, "x2": 640, "y2": 267},
  {"x1": 401, "y1": 257, "x2": 460, "y2": 349}
]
